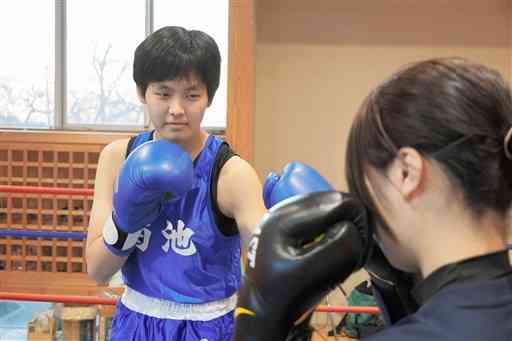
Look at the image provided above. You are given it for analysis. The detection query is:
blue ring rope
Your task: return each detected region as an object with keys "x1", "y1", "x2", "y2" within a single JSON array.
[{"x1": 0, "y1": 229, "x2": 86, "y2": 240}]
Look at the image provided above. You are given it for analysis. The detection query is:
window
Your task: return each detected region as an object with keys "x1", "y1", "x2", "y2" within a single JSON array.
[
  {"x1": 154, "y1": 0, "x2": 229, "y2": 128},
  {"x1": 67, "y1": 0, "x2": 145, "y2": 128},
  {"x1": 0, "y1": 0, "x2": 229, "y2": 131},
  {"x1": 0, "y1": 0, "x2": 54, "y2": 129}
]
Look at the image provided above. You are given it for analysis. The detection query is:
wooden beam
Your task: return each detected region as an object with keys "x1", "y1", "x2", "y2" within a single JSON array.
[
  {"x1": 226, "y1": 0, "x2": 255, "y2": 162},
  {"x1": 0, "y1": 272, "x2": 107, "y2": 296},
  {"x1": 0, "y1": 130, "x2": 133, "y2": 145}
]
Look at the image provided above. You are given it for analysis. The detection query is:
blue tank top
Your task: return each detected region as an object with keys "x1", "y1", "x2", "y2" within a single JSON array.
[{"x1": 121, "y1": 131, "x2": 241, "y2": 304}]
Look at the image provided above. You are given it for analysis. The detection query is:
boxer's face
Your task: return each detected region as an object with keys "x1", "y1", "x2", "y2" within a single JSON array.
[
  {"x1": 366, "y1": 176, "x2": 416, "y2": 272},
  {"x1": 138, "y1": 73, "x2": 209, "y2": 143},
  {"x1": 365, "y1": 151, "x2": 424, "y2": 273}
]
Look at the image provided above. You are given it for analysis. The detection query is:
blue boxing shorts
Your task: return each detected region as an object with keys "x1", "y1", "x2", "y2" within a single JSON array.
[{"x1": 110, "y1": 287, "x2": 236, "y2": 341}]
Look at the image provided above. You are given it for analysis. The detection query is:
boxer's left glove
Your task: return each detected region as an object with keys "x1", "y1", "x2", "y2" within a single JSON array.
[
  {"x1": 263, "y1": 161, "x2": 332, "y2": 209},
  {"x1": 233, "y1": 191, "x2": 373, "y2": 341},
  {"x1": 102, "y1": 140, "x2": 194, "y2": 256}
]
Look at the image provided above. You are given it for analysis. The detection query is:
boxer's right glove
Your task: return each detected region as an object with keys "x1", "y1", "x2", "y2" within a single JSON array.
[
  {"x1": 233, "y1": 191, "x2": 373, "y2": 341},
  {"x1": 365, "y1": 245, "x2": 419, "y2": 325},
  {"x1": 102, "y1": 139, "x2": 194, "y2": 256}
]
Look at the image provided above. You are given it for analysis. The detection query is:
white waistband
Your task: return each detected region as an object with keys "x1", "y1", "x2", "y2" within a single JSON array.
[{"x1": 120, "y1": 286, "x2": 237, "y2": 321}]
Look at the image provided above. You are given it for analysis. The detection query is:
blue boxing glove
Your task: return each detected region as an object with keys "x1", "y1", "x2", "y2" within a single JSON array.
[
  {"x1": 103, "y1": 139, "x2": 194, "y2": 256},
  {"x1": 263, "y1": 161, "x2": 332, "y2": 209}
]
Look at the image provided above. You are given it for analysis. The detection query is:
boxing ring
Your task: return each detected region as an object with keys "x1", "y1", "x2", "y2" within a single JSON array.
[{"x1": 0, "y1": 184, "x2": 380, "y2": 322}]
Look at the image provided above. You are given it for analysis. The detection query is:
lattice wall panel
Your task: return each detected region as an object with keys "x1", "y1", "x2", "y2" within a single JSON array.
[
  {"x1": 0, "y1": 145, "x2": 99, "y2": 274},
  {"x1": 0, "y1": 131, "x2": 131, "y2": 280}
]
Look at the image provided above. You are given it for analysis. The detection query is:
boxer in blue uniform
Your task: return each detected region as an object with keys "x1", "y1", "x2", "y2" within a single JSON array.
[
  {"x1": 233, "y1": 58, "x2": 512, "y2": 341},
  {"x1": 86, "y1": 26, "x2": 333, "y2": 341},
  {"x1": 84, "y1": 26, "x2": 269, "y2": 341}
]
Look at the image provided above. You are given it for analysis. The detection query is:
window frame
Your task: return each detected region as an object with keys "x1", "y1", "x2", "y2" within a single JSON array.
[{"x1": 1, "y1": 0, "x2": 254, "y2": 161}]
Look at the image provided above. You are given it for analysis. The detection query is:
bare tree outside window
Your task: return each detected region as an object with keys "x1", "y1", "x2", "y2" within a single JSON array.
[
  {"x1": 66, "y1": 44, "x2": 143, "y2": 126},
  {"x1": 67, "y1": 0, "x2": 145, "y2": 128},
  {"x1": 0, "y1": 0, "x2": 54, "y2": 129},
  {"x1": 0, "y1": 71, "x2": 54, "y2": 128}
]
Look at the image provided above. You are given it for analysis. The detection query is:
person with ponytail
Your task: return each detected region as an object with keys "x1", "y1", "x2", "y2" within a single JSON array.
[{"x1": 233, "y1": 57, "x2": 512, "y2": 341}]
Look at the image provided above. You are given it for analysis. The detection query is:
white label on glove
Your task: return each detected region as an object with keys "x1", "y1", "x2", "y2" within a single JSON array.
[
  {"x1": 247, "y1": 235, "x2": 259, "y2": 269},
  {"x1": 103, "y1": 216, "x2": 119, "y2": 245},
  {"x1": 102, "y1": 215, "x2": 143, "y2": 251}
]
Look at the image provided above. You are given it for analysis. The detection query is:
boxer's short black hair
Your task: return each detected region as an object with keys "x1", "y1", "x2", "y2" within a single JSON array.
[{"x1": 133, "y1": 26, "x2": 221, "y2": 105}]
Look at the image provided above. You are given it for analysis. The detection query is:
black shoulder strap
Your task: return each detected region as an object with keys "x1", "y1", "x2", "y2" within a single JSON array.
[
  {"x1": 125, "y1": 135, "x2": 137, "y2": 159},
  {"x1": 210, "y1": 142, "x2": 239, "y2": 236}
]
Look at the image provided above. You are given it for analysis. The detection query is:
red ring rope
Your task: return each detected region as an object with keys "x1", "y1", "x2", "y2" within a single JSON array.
[
  {"x1": 315, "y1": 305, "x2": 380, "y2": 314},
  {"x1": 0, "y1": 185, "x2": 93, "y2": 196},
  {"x1": 0, "y1": 292, "x2": 380, "y2": 314},
  {"x1": 0, "y1": 292, "x2": 116, "y2": 305}
]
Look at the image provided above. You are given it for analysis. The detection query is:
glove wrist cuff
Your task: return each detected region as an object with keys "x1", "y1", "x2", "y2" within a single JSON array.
[{"x1": 102, "y1": 214, "x2": 141, "y2": 257}]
